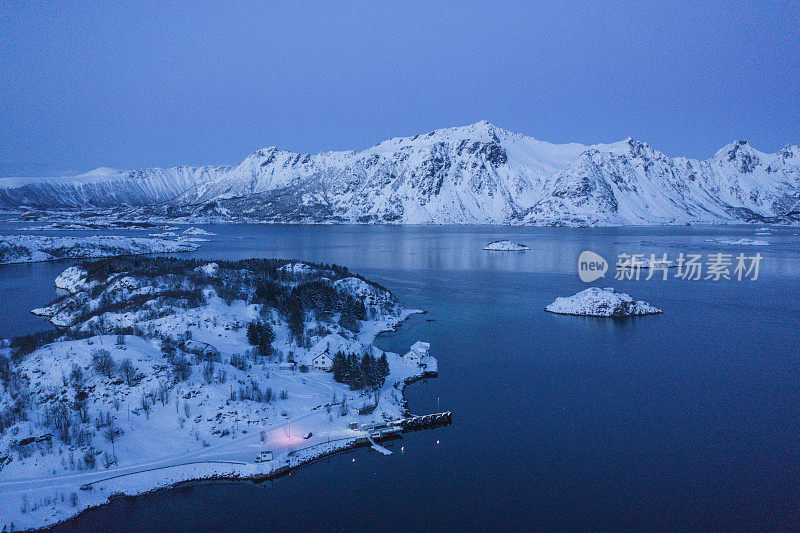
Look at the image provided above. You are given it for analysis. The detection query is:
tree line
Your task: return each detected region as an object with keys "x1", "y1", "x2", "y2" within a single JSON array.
[{"x1": 331, "y1": 351, "x2": 390, "y2": 390}]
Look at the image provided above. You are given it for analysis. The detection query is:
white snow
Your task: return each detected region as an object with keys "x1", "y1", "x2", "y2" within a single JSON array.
[
  {"x1": 0, "y1": 235, "x2": 200, "y2": 264},
  {"x1": 195, "y1": 262, "x2": 220, "y2": 277},
  {"x1": 0, "y1": 166, "x2": 229, "y2": 208},
  {"x1": 182, "y1": 227, "x2": 217, "y2": 236},
  {"x1": 483, "y1": 240, "x2": 529, "y2": 251},
  {"x1": 0, "y1": 261, "x2": 436, "y2": 531},
  {"x1": 545, "y1": 287, "x2": 662, "y2": 316},
  {"x1": 277, "y1": 262, "x2": 316, "y2": 275},
  {"x1": 54, "y1": 265, "x2": 96, "y2": 293},
  {"x1": 707, "y1": 238, "x2": 770, "y2": 246},
  {"x1": 2, "y1": 123, "x2": 798, "y2": 226}
]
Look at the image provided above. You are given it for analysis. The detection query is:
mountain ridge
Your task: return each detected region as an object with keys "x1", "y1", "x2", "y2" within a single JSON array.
[{"x1": 2, "y1": 122, "x2": 798, "y2": 226}]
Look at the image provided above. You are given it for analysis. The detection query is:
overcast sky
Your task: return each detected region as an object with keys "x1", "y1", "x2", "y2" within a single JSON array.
[{"x1": 1, "y1": 1, "x2": 798, "y2": 176}]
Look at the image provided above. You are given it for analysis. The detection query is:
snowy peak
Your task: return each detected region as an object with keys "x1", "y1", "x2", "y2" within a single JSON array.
[
  {"x1": 779, "y1": 144, "x2": 800, "y2": 160},
  {"x1": 715, "y1": 140, "x2": 763, "y2": 173},
  {"x1": 1, "y1": 124, "x2": 798, "y2": 226},
  {"x1": 375, "y1": 121, "x2": 505, "y2": 148}
]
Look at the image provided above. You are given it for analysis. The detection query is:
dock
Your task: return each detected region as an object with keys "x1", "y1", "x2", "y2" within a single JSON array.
[
  {"x1": 390, "y1": 411, "x2": 452, "y2": 430},
  {"x1": 366, "y1": 434, "x2": 393, "y2": 455}
]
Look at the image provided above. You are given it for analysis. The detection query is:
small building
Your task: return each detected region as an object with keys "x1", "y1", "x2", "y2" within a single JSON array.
[
  {"x1": 403, "y1": 350, "x2": 422, "y2": 366},
  {"x1": 255, "y1": 450, "x2": 273, "y2": 463},
  {"x1": 279, "y1": 361, "x2": 295, "y2": 371},
  {"x1": 403, "y1": 341, "x2": 430, "y2": 366},
  {"x1": 312, "y1": 352, "x2": 334, "y2": 371},
  {"x1": 306, "y1": 334, "x2": 351, "y2": 372}
]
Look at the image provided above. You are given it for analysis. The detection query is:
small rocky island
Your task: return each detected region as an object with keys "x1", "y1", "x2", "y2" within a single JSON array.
[
  {"x1": 545, "y1": 287, "x2": 662, "y2": 317},
  {"x1": 483, "y1": 240, "x2": 529, "y2": 251},
  {"x1": 707, "y1": 237, "x2": 769, "y2": 246},
  {"x1": 0, "y1": 256, "x2": 436, "y2": 530},
  {"x1": 182, "y1": 226, "x2": 217, "y2": 236}
]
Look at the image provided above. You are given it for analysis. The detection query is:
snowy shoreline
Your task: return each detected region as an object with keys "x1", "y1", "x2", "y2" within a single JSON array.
[
  {"x1": 6, "y1": 210, "x2": 800, "y2": 229},
  {"x1": 0, "y1": 235, "x2": 200, "y2": 265},
  {"x1": 11, "y1": 311, "x2": 432, "y2": 532},
  {"x1": 48, "y1": 342, "x2": 434, "y2": 533},
  {"x1": 0, "y1": 258, "x2": 438, "y2": 531}
]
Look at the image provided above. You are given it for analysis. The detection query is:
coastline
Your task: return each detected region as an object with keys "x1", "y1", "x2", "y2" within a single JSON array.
[{"x1": 3, "y1": 308, "x2": 436, "y2": 532}]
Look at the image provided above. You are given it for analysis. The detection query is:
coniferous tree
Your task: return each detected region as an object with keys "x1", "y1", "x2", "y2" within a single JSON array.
[
  {"x1": 287, "y1": 302, "x2": 305, "y2": 340},
  {"x1": 377, "y1": 353, "x2": 390, "y2": 383},
  {"x1": 361, "y1": 352, "x2": 375, "y2": 388},
  {"x1": 247, "y1": 320, "x2": 275, "y2": 357},
  {"x1": 332, "y1": 352, "x2": 347, "y2": 383},
  {"x1": 330, "y1": 351, "x2": 389, "y2": 390},
  {"x1": 346, "y1": 353, "x2": 363, "y2": 389}
]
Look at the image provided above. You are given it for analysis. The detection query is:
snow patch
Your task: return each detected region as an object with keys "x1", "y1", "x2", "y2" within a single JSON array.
[
  {"x1": 483, "y1": 240, "x2": 529, "y2": 251},
  {"x1": 195, "y1": 262, "x2": 220, "y2": 277},
  {"x1": 54, "y1": 266, "x2": 93, "y2": 293}
]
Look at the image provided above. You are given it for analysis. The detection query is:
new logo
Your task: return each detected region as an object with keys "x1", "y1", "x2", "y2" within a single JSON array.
[{"x1": 578, "y1": 251, "x2": 608, "y2": 282}]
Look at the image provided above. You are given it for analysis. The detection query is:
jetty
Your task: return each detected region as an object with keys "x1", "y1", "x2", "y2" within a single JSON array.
[{"x1": 390, "y1": 411, "x2": 452, "y2": 430}]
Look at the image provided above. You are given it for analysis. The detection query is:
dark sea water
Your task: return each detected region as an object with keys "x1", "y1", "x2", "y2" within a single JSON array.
[{"x1": 2, "y1": 224, "x2": 800, "y2": 531}]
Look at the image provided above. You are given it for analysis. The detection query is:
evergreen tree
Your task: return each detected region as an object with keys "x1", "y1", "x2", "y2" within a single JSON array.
[
  {"x1": 377, "y1": 353, "x2": 390, "y2": 382},
  {"x1": 247, "y1": 320, "x2": 275, "y2": 357},
  {"x1": 331, "y1": 351, "x2": 390, "y2": 390},
  {"x1": 339, "y1": 307, "x2": 360, "y2": 332},
  {"x1": 332, "y1": 352, "x2": 347, "y2": 383},
  {"x1": 346, "y1": 353, "x2": 363, "y2": 389},
  {"x1": 361, "y1": 352, "x2": 376, "y2": 388},
  {"x1": 287, "y1": 302, "x2": 305, "y2": 340},
  {"x1": 161, "y1": 338, "x2": 177, "y2": 361}
]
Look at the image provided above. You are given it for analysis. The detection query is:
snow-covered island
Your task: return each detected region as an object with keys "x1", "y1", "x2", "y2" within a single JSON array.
[
  {"x1": 182, "y1": 227, "x2": 217, "y2": 236},
  {"x1": 0, "y1": 235, "x2": 200, "y2": 264},
  {"x1": 707, "y1": 238, "x2": 770, "y2": 246},
  {"x1": 545, "y1": 287, "x2": 662, "y2": 317},
  {"x1": 616, "y1": 256, "x2": 677, "y2": 269},
  {"x1": 483, "y1": 240, "x2": 529, "y2": 251},
  {"x1": 0, "y1": 257, "x2": 437, "y2": 531}
]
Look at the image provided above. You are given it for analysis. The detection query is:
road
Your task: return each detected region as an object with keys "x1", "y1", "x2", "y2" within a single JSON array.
[{"x1": 0, "y1": 407, "x2": 355, "y2": 495}]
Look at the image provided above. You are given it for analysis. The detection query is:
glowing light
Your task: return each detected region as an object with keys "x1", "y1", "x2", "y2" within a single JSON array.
[{"x1": 436, "y1": 440, "x2": 440, "y2": 444}]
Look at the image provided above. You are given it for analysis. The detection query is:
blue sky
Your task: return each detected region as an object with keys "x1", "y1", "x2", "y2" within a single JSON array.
[{"x1": 1, "y1": 1, "x2": 798, "y2": 176}]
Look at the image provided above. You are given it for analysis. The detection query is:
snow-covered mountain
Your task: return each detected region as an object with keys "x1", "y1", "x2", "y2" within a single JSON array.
[
  {"x1": 3, "y1": 122, "x2": 799, "y2": 225},
  {"x1": 0, "y1": 165, "x2": 228, "y2": 208}
]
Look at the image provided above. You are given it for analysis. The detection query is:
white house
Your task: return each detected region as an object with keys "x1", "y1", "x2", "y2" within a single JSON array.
[
  {"x1": 403, "y1": 350, "x2": 422, "y2": 366},
  {"x1": 403, "y1": 341, "x2": 430, "y2": 366},
  {"x1": 311, "y1": 352, "x2": 334, "y2": 371},
  {"x1": 306, "y1": 334, "x2": 351, "y2": 372}
]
